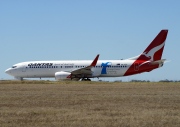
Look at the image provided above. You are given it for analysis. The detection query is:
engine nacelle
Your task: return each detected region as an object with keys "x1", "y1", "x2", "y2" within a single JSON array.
[{"x1": 55, "y1": 71, "x2": 71, "y2": 80}]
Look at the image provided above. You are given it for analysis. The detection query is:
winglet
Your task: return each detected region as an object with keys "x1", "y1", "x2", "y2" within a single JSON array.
[{"x1": 90, "y1": 54, "x2": 99, "y2": 67}]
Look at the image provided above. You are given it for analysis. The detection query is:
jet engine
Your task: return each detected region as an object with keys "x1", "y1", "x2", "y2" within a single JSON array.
[{"x1": 55, "y1": 71, "x2": 71, "y2": 80}]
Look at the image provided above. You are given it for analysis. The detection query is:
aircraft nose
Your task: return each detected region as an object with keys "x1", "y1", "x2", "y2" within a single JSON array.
[{"x1": 5, "y1": 68, "x2": 11, "y2": 74}]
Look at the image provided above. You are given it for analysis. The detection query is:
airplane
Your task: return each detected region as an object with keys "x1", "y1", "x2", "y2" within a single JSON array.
[{"x1": 5, "y1": 29, "x2": 168, "y2": 81}]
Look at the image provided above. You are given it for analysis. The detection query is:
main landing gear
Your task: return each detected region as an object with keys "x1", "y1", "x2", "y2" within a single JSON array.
[{"x1": 81, "y1": 78, "x2": 91, "y2": 81}]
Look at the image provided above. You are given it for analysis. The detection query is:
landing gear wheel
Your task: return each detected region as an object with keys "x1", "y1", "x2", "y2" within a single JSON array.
[{"x1": 81, "y1": 78, "x2": 91, "y2": 81}]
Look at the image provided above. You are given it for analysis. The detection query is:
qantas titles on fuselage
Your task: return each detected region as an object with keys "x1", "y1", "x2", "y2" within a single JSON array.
[
  {"x1": 27, "y1": 62, "x2": 127, "y2": 68},
  {"x1": 5, "y1": 30, "x2": 168, "y2": 81}
]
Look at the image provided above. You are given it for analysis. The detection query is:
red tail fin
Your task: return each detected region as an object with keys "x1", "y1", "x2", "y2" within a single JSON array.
[{"x1": 138, "y1": 30, "x2": 168, "y2": 61}]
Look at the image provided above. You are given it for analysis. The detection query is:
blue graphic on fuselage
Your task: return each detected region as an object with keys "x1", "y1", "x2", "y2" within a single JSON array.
[{"x1": 101, "y1": 62, "x2": 112, "y2": 74}]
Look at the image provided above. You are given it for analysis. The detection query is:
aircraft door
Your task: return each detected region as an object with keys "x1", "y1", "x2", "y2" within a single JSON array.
[
  {"x1": 134, "y1": 63, "x2": 139, "y2": 71},
  {"x1": 22, "y1": 66, "x2": 27, "y2": 72}
]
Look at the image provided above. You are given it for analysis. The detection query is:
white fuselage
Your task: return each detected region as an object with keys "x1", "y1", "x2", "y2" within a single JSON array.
[{"x1": 5, "y1": 60, "x2": 134, "y2": 79}]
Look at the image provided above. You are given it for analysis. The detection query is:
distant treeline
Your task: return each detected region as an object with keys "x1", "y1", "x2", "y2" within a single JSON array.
[
  {"x1": 129, "y1": 79, "x2": 180, "y2": 82},
  {"x1": 158, "y1": 79, "x2": 180, "y2": 82}
]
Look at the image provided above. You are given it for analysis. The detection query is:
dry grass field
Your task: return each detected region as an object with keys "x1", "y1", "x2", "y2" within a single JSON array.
[{"x1": 0, "y1": 80, "x2": 180, "y2": 127}]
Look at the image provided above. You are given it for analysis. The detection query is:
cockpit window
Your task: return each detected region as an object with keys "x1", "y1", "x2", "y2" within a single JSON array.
[{"x1": 12, "y1": 66, "x2": 17, "y2": 68}]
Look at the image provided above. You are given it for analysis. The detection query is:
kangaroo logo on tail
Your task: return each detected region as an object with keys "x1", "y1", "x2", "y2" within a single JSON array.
[
  {"x1": 141, "y1": 42, "x2": 165, "y2": 61},
  {"x1": 124, "y1": 30, "x2": 168, "y2": 76},
  {"x1": 138, "y1": 30, "x2": 168, "y2": 61}
]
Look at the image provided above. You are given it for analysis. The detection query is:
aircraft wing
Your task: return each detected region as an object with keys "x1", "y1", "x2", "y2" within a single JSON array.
[{"x1": 69, "y1": 54, "x2": 99, "y2": 78}]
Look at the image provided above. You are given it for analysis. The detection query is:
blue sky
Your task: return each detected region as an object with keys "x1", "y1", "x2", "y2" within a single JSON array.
[{"x1": 0, "y1": 0, "x2": 179, "y2": 81}]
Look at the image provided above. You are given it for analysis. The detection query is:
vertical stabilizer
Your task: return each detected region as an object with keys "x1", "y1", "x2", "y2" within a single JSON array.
[{"x1": 138, "y1": 30, "x2": 168, "y2": 61}]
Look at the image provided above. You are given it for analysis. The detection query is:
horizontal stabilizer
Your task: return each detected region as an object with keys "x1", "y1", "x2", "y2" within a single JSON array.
[{"x1": 150, "y1": 59, "x2": 166, "y2": 65}]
